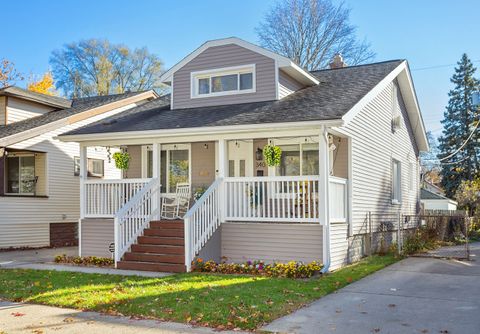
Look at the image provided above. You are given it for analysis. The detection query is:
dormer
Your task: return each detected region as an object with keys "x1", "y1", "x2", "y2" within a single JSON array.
[
  {"x1": 0, "y1": 86, "x2": 72, "y2": 125},
  {"x1": 160, "y1": 37, "x2": 319, "y2": 109}
]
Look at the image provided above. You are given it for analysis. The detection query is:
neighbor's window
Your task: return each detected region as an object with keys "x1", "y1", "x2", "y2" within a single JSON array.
[
  {"x1": 392, "y1": 159, "x2": 401, "y2": 204},
  {"x1": 74, "y1": 157, "x2": 104, "y2": 178},
  {"x1": 192, "y1": 65, "x2": 255, "y2": 98},
  {"x1": 6, "y1": 155, "x2": 36, "y2": 194}
]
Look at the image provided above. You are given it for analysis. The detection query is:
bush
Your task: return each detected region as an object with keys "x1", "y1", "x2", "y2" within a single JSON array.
[
  {"x1": 192, "y1": 258, "x2": 322, "y2": 279},
  {"x1": 54, "y1": 254, "x2": 113, "y2": 267}
]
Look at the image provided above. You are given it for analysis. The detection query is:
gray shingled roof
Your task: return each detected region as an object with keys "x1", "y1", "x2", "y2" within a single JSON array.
[
  {"x1": 0, "y1": 92, "x2": 144, "y2": 140},
  {"x1": 62, "y1": 60, "x2": 403, "y2": 137},
  {"x1": 420, "y1": 188, "x2": 453, "y2": 201},
  {"x1": 0, "y1": 86, "x2": 72, "y2": 108}
]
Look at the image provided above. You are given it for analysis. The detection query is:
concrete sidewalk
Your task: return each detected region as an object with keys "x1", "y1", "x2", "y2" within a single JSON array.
[
  {"x1": 263, "y1": 243, "x2": 480, "y2": 334},
  {"x1": 0, "y1": 300, "x2": 245, "y2": 334}
]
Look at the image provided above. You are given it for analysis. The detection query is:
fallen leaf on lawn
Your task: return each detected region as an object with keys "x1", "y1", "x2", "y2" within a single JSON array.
[
  {"x1": 313, "y1": 287, "x2": 320, "y2": 291},
  {"x1": 346, "y1": 277, "x2": 353, "y2": 283},
  {"x1": 11, "y1": 312, "x2": 26, "y2": 317},
  {"x1": 33, "y1": 281, "x2": 40, "y2": 287},
  {"x1": 63, "y1": 317, "x2": 75, "y2": 323}
]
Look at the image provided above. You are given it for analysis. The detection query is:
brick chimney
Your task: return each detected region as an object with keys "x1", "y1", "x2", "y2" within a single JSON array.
[{"x1": 329, "y1": 53, "x2": 347, "y2": 69}]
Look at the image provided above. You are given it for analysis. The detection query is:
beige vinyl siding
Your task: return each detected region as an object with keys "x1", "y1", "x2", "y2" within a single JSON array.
[
  {"x1": 331, "y1": 137, "x2": 348, "y2": 178},
  {"x1": 221, "y1": 223, "x2": 322, "y2": 263},
  {"x1": 6, "y1": 97, "x2": 54, "y2": 124},
  {"x1": 34, "y1": 153, "x2": 47, "y2": 195},
  {"x1": 125, "y1": 145, "x2": 142, "y2": 178},
  {"x1": 278, "y1": 70, "x2": 304, "y2": 99},
  {"x1": 0, "y1": 223, "x2": 50, "y2": 248},
  {"x1": 173, "y1": 44, "x2": 276, "y2": 109},
  {"x1": 80, "y1": 218, "x2": 114, "y2": 257},
  {"x1": 0, "y1": 106, "x2": 126, "y2": 248},
  {"x1": 0, "y1": 96, "x2": 6, "y2": 125},
  {"x1": 191, "y1": 141, "x2": 215, "y2": 190},
  {"x1": 336, "y1": 80, "x2": 420, "y2": 260}
]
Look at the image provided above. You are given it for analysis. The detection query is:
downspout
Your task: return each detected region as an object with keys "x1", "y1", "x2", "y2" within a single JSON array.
[{"x1": 320, "y1": 127, "x2": 331, "y2": 274}]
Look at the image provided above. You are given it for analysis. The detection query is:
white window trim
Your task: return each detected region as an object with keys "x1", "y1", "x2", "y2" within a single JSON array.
[
  {"x1": 142, "y1": 144, "x2": 191, "y2": 193},
  {"x1": 190, "y1": 64, "x2": 256, "y2": 99},
  {"x1": 392, "y1": 158, "x2": 402, "y2": 205}
]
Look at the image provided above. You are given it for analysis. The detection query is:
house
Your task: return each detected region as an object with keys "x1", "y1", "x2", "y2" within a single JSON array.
[
  {"x1": 421, "y1": 188, "x2": 458, "y2": 211},
  {"x1": 59, "y1": 37, "x2": 429, "y2": 272},
  {"x1": 0, "y1": 87, "x2": 157, "y2": 248}
]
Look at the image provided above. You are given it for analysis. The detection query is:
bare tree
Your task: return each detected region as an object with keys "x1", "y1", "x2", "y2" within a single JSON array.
[
  {"x1": 0, "y1": 59, "x2": 23, "y2": 88},
  {"x1": 50, "y1": 39, "x2": 165, "y2": 98},
  {"x1": 256, "y1": 0, "x2": 375, "y2": 70}
]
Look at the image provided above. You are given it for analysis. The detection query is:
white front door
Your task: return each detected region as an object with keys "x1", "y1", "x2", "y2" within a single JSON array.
[{"x1": 228, "y1": 140, "x2": 253, "y2": 177}]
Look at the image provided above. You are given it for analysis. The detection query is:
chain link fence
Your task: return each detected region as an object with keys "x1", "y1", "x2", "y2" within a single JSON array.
[{"x1": 366, "y1": 210, "x2": 472, "y2": 260}]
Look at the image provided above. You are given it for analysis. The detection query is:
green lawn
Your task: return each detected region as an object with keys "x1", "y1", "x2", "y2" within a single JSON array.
[{"x1": 0, "y1": 255, "x2": 398, "y2": 330}]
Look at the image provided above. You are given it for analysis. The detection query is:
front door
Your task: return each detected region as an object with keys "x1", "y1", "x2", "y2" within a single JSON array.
[{"x1": 228, "y1": 140, "x2": 253, "y2": 177}]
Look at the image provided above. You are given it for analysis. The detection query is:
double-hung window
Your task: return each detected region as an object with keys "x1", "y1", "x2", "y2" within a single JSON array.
[
  {"x1": 275, "y1": 143, "x2": 319, "y2": 176},
  {"x1": 6, "y1": 155, "x2": 36, "y2": 195},
  {"x1": 392, "y1": 159, "x2": 402, "y2": 204},
  {"x1": 192, "y1": 65, "x2": 255, "y2": 98}
]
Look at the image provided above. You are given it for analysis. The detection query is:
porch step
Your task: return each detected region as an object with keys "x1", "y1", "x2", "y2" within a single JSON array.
[
  {"x1": 123, "y1": 252, "x2": 184, "y2": 264},
  {"x1": 117, "y1": 261, "x2": 186, "y2": 273},
  {"x1": 131, "y1": 244, "x2": 184, "y2": 255},
  {"x1": 144, "y1": 228, "x2": 184, "y2": 237},
  {"x1": 149, "y1": 220, "x2": 184, "y2": 229},
  {"x1": 137, "y1": 236, "x2": 184, "y2": 246}
]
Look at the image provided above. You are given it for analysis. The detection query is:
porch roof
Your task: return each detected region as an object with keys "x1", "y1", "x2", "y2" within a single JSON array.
[{"x1": 61, "y1": 60, "x2": 403, "y2": 137}]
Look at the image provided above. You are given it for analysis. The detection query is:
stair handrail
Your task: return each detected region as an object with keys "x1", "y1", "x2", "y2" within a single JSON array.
[
  {"x1": 184, "y1": 178, "x2": 224, "y2": 271},
  {"x1": 114, "y1": 177, "x2": 161, "y2": 267}
]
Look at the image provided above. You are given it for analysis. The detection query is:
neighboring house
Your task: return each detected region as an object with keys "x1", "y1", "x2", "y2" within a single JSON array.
[
  {"x1": 421, "y1": 188, "x2": 458, "y2": 211},
  {"x1": 59, "y1": 37, "x2": 429, "y2": 272},
  {"x1": 0, "y1": 87, "x2": 157, "y2": 248}
]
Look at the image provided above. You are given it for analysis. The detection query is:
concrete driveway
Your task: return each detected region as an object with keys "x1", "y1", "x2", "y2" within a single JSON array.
[{"x1": 264, "y1": 243, "x2": 480, "y2": 334}]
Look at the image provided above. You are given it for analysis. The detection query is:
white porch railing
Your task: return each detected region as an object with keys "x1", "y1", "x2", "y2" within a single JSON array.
[
  {"x1": 224, "y1": 176, "x2": 320, "y2": 222},
  {"x1": 183, "y1": 178, "x2": 223, "y2": 272},
  {"x1": 84, "y1": 178, "x2": 151, "y2": 217},
  {"x1": 329, "y1": 176, "x2": 348, "y2": 222},
  {"x1": 114, "y1": 178, "x2": 161, "y2": 265},
  {"x1": 223, "y1": 176, "x2": 347, "y2": 223}
]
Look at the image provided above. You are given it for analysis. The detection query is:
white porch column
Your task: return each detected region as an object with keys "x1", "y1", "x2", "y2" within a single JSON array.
[
  {"x1": 217, "y1": 139, "x2": 228, "y2": 223},
  {"x1": 318, "y1": 127, "x2": 331, "y2": 271},
  {"x1": 152, "y1": 143, "x2": 161, "y2": 219},
  {"x1": 79, "y1": 144, "x2": 88, "y2": 219}
]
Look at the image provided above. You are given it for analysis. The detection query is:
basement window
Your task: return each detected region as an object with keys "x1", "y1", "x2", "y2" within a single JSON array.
[{"x1": 191, "y1": 65, "x2": 255, "y2": 98}]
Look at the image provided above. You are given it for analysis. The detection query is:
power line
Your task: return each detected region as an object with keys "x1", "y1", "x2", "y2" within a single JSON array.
[
  {"x1": 437, "y1": 119, "x2": 479, "y2": 162},
  {"x1": 412, "y1": 60, "x2": 480, "y2": 72}
]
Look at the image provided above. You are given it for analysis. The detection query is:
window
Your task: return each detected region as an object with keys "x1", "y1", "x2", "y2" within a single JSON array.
[
  {"x1": 74, "y1": 157, "x2": 104, "y2": 178},
  {"x1": 6, "y1": 155, "x2": 35, "y2": 194},
  {"x1": 192, "y1": 65, "x2": 255, "y2": 98},
  {"x1": 275, "y1": 143, "x2": 319, "y2": 176},
  {"x1": 392, "y1": 159, "x2": 401, "y2": 204},
  {"x1": 144, "y1": 145, "x2": 190, "y2": 193}
]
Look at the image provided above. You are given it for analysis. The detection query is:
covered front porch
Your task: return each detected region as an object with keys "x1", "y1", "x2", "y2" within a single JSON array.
[{"x1": 77, "y1": 127, "x2": 350, "y2": 271}]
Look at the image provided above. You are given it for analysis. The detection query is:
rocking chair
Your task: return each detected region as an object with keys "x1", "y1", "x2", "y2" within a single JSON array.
[{"x1": 160, "y1": 183, "x2": 191, "y2": 219}]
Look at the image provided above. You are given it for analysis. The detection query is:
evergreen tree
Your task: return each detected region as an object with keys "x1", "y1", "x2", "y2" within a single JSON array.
[{"x1": 438, "y1": 53, "x2": 480, "y2": 198}]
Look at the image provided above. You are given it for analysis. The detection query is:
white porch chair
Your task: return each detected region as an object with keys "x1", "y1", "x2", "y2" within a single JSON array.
[{"x1": 160, "y1": 183, "x2": 191, "y2": 219}]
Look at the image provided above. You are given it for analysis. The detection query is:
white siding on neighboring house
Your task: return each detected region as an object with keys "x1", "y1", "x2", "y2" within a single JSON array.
[
  {"x1": 6, "y1": 97, "x2": 55, "y2": 124},
  {"x1": 0, "y1": 96, "x2": 6, "y2": 125},
  {"x1": 0, "y1": 105, "x2": 133, "y2": 248},
  {"x1": 278, "y1": 70, "x2": 304, "y2": 99},
  {"x1": 332, "y1": 80, "x2": 420, "y2": 263}
]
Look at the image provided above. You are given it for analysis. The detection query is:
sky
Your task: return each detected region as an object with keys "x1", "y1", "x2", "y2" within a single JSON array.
[{"x1": 3, "y1": 0, "x2": 480, "y2": 138}]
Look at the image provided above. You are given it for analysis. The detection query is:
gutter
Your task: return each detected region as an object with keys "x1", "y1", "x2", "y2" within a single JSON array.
[{"x1": 320, "y1": 127, "x2": 331, "y2": 274}]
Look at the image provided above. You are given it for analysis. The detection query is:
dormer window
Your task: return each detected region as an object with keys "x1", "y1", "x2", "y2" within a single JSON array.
[{"x1": 191, "y1": 64, "x2": 255, "y2": 98}]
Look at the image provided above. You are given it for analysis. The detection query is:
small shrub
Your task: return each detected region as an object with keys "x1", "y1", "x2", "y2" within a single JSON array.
[
  {"x1": 54, "y1": 254, "x2": 113, "y2": 267},
  {"x1": 192, "y1": 258, "x2": 322, "y2": 279}
]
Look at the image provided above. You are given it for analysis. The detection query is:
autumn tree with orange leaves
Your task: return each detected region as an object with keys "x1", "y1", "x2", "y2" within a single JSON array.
[{"x1": 27, "y1": 72, "x2": 56, "y2": 95}]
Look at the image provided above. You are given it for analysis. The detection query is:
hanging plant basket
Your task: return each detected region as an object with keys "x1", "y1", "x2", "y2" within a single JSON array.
[
  {"x1": 263, "y1": 144, "x2": 282, "y2": 167},
  {"x1": 112, "y1": 151, "x2": 130, "y2": 171}
]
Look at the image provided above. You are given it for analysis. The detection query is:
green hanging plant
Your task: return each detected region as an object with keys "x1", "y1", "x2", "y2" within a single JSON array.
[
  {"x1": 112, "y1": 151, "x2": 130, "y2": 171},
  {"x1": 263, "y1": 144, "x2": 282, "y2": 167}
]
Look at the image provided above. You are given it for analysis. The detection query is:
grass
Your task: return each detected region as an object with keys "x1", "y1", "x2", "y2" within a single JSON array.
[{"x1": 0, "y1": 254, "x2": 399, "y2": 330}]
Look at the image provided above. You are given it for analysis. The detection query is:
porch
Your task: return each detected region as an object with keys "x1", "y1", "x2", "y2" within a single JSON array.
[{"x1": 77, "y1": 131, "x2": 350, "y2": 272}]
